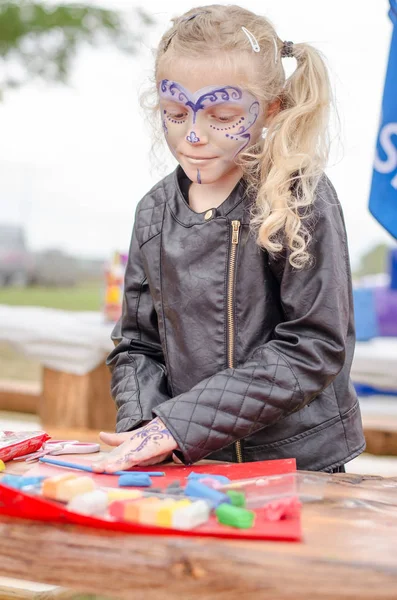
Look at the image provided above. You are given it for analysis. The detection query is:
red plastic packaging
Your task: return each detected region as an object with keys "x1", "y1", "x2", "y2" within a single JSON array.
[
  {"x1": 0, "y1": 458, "x2": 301, "y2": 542},
  {"x1": 0, "y1": 431, "x2": 50, "y2": 462}
]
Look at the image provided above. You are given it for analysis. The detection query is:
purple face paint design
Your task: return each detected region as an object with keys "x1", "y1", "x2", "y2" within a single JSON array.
[
  {"x1": 187, "y1": 131, "x2": 200, "y2": 143},
  {"x1": 158, "y1": 79, "x2": 262, "y2": 185},
  {"x1": 197, "y1": 169, "x2": 201, "y2": 184},
  {"x1": 159, "y1": 80, "x2": 260, "y2": 156}
]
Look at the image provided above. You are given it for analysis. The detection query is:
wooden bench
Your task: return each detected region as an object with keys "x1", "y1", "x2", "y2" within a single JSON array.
[{"x1": 0, "y1": 361, "x2": 116, "y2": 431}]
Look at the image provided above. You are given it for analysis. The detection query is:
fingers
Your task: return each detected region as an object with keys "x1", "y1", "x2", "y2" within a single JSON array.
[
  {"x1": 137, "y1": 452, "x2": 172, "y2": 467},
  {"x1": 99, "y1": 431, "x2": 130, "y2": 447}
]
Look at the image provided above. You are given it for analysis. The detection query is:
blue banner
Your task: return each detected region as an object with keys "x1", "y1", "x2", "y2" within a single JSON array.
[{"x1": 369, "y1": 0, "x2": 397, "y2": 238}]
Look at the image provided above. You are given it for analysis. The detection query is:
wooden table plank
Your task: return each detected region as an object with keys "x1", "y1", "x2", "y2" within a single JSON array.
[{"x1": 1, "y1": 469, "x2": 397, "y2": 599}]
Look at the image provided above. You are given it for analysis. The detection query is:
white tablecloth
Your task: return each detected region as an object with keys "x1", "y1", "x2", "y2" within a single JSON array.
[
  {"x1": 0, "y1": 305, "x2": 114, "y2": 375},
  {"x1": 1, "y1": 304, "x2": 396, "y2": 386},
  {"x1": 351, "y1": 338, "x2": 397, "y2": 390}
]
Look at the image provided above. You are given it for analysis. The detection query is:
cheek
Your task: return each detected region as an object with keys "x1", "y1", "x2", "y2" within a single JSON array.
[{"x1": 162, "y1": 120, "x2": 186, "y2": 149}]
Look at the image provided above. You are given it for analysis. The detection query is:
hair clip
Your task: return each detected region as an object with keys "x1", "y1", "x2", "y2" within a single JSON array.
[
  {"x1": 273, "y1": 38, "x2": 279, "y2": 65},
  {"x1": 241, "y1": 27, "x2": 260, "y2": 53},
  {"x1": 164, "y1": 11, "x2": 209, "y2": 52}
]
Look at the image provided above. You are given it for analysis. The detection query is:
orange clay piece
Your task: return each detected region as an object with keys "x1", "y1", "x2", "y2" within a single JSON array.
[{"x1": 42, "y1": 474, "x2": 77, "y2": 500}]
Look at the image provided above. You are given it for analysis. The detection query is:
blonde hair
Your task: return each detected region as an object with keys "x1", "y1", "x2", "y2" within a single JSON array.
[{"x1": 147, "y1": 4, "x2": 333, "y2": 269}]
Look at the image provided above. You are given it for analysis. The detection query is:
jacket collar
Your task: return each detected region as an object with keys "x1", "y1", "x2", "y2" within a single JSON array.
[{"x1": 165, "y1": 165, "x2": 250, "y2": 227}]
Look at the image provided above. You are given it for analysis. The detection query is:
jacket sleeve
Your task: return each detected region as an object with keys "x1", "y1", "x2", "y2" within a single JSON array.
[
  {"x1": 106, "y1": 214, "x2": 171, "y2": 433},
  {"x1": 153, "y1": 175, "x2": 353, "y2": 463}
]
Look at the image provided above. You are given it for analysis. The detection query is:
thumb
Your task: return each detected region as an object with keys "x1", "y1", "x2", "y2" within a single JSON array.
[
  {"x1": 172, "y1": 452, "x2": 183, "y2": 464},
  {"x1": 99, "y1": 431, "x2": 130, "y2": 447}
]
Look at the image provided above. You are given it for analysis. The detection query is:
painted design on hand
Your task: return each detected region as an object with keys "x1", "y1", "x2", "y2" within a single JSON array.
[
  {"x1": 129, "y1": 417, "x2": 172, "y2": 453},
  {"x1": 186, "y1": 131, "x2": 200, "y2": 143}
]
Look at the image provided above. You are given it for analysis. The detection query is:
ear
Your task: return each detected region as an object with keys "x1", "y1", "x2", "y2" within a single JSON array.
[{"x1": 264, "y1": 98, "x2": 282, "y2": 127}]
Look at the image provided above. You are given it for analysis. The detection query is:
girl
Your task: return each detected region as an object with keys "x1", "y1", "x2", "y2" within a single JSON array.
[{"x1": 93, "y1": 5, "x2": 365, "y2": 474}]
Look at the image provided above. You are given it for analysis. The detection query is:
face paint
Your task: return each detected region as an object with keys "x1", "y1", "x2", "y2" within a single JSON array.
[{"x1": 159, "y1": 79, "x2": 262, "y2": 185}]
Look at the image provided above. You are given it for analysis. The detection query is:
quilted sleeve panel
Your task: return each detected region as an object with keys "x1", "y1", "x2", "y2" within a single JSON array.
[
  {"x1": 107, "y1": 203, "x2": 170, "y2": 433},
  {"x1": 154, "y1": 175, "x2": 352, "y2": 464}
]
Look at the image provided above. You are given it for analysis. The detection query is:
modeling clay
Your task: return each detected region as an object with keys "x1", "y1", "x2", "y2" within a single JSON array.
[
  {"x1": 226, "y1": 490, "x2": 246, "y2": 507},
  {"x1": 42, "y1": 475, "x2": 95, "y2": 502},
  {"x1": 197, "y1": 477, "x2": 222, "y2": 489},
  {"x1": 68, "y1": 490, "x2": 108, "y2": 516},
  {"x1": 0, "y1": 459, "x2": 5, "y2": 472},
  {"x1": 0, "y1": 475, "x2": 45, "y2": 489},
  {"x1": 140, "y1": 498, "x2": 174, "y2": 525},
  {"x1": 185, "y1": 480, "x2": 231, "y2": 507},
  {"x1": 216, "y1": 504, "x2": 255, "y2": 529},
  {"x1": 39, "y1": 457, "x2": 164, "y2": 476},
  {"x1": 125, "y1": 497, "x2": 160, "y2": 523},
  {"x1": 106, "y1": 489, "x2": 143, "y2": 503},
  {"x1": 187, "y1": 473, "x2": 231, "y2": 484},
  {"x1": 118, "y1": 473, "x2": 152, "y2": 487},
  {"x1": 156, "y1": 499, "x2": 191, "y2": 527},
  {"x1": 172, "y1": 500, "x2": 211, "y2": 530}
]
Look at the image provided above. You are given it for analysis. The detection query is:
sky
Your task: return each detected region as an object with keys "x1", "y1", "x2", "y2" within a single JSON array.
[{"x1": 0, "y1": 0, "x2": 396, "y2": 270}]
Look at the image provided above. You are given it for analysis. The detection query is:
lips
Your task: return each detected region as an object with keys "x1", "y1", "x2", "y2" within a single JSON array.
[
  {"x1": 184, "y1": 155, "x2": 216, "y2": 160},
  {"x1": 183, "y1": 155, "x2": 218, "y2": 164}
]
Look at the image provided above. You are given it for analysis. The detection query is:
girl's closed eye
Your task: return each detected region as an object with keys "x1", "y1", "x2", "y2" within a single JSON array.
[
  {"x1": 215, "y1": 115, "x2": 238, "y2": 123},
  {"x1": 165, "y1": 108, "x2": 188, "y2": 121}
]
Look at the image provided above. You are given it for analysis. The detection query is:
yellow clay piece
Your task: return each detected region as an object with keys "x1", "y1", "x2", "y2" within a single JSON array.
[
  {"x1": 0, "y1": 460, "x2": 6, "y2": 472},
  {"x1": 156, "y1": 499, "x2": 191, "y2": 528},
  {"x1": 139, "y1": 498, "x2": 174, "y2": 525},
  {"x1": 107, "y1": 489, "x2": 143, "y2": 503},
  {"x1": 42, "y1": 474, "x2": 78, "y2": 500}
]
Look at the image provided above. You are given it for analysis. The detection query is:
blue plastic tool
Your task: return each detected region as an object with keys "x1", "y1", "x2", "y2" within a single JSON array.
[
  {"x1": 39, "y1": 457, "x2": 164, "y2": 477},
  {"x1": 185, "y1": 480, "x2": 231, "y2": 507},
  {"x1": 118, "y1": 473, "x2": 152, "y2": 487}
]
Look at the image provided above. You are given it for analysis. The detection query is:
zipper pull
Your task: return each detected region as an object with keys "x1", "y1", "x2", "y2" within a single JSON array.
[{"x1": 232, "y1": 220, "x2": 241, "y2": 245}]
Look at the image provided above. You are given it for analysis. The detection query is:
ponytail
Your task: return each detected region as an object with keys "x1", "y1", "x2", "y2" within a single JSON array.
[{"x1": 246, "y1": 42, "x2": 332, "y2": 269}]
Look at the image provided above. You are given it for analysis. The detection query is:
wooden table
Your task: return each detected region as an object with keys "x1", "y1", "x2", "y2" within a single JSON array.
[{"x1": 2, "y1": 459, "x2": 397, "y2": 599}]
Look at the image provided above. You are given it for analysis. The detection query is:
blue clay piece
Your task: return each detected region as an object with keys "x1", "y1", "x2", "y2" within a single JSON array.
[
  {"x1": 187, "y1": 473, "x2": 231, "y2": 484},
  {"x1": 1, "y1": 475, "x2": 21, "y2": 488},
  {"x1": 1, "y1": 475, "x2": 46, "y2": 489},
  {"x1": 18, "y1": 476, "x2": 46, "y2": 488},
  {"x1": 185, "y1": 480, "x2": 231, "y2": 507},
  {"x1": 118, "y1": 473, "x2": 152, "y2": 487}
]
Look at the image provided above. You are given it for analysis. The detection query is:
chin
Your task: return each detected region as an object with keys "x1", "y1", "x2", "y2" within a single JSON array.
[{"x1": 181, "y1": 160, "x2": 233, "y2": 185}]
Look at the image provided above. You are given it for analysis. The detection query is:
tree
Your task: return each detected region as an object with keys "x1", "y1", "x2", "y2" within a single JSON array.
[
  {"x1": 354, "y1": 243, "x2": 392, "y2": 277},
  {"x1": 0, "y1": 1, "x2": 154, "y2": 98}
]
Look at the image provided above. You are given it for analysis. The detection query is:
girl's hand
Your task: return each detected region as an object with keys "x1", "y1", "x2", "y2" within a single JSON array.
[{"x1": 92, "y1": 417, "x2": 177, "y2": 473}]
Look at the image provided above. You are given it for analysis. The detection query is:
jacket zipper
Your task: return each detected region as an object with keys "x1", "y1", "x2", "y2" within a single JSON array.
[{"x1": 227, "y1": 220, "x2": 243, "y2": 463}]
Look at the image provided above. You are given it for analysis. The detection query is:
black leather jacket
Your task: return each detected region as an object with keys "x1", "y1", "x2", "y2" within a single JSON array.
[{"x1": 107, "y1": 166, "x2": 365, "y2": 471}]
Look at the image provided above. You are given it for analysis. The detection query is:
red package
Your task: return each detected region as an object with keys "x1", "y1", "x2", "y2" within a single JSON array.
[{"x1": 0, "y1": 431, "x2": 50, "y2": 462}]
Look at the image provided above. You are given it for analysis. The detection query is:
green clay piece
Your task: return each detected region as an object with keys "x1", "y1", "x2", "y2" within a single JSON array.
[
  {"x1": 226, "y1": 490, "x2": 246, "y2": 508},
  {"x1": 216, "y1": 503, "x2": 255, "y2": 529}
]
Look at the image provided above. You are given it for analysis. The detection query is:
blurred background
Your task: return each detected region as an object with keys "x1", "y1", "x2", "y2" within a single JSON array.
[{"x1": 0, "y1": 0, "x2": 397, "y2": 474}]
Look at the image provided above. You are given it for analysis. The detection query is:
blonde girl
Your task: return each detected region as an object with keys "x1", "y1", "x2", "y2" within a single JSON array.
[{"x1": 94, "y1": 5, "x2": 365, "y2": 474}]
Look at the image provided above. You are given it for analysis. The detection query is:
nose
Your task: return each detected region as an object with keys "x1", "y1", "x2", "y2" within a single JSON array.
[{"x1": 185, "y1": 114, "x2": 208, "y2": 146}]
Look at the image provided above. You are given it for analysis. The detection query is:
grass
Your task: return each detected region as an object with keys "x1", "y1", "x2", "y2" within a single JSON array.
[
  {"x1": 0, "y1": 281, "x2": 102, "y2": 311},
  {"x1": 0, "y1": 283, "x2": 103, "y2": 382}
]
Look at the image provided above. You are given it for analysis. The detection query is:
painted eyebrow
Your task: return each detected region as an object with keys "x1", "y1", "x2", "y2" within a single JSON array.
[{"x1": 162, "y1": 101, "x2": 244, "y2": 112}]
